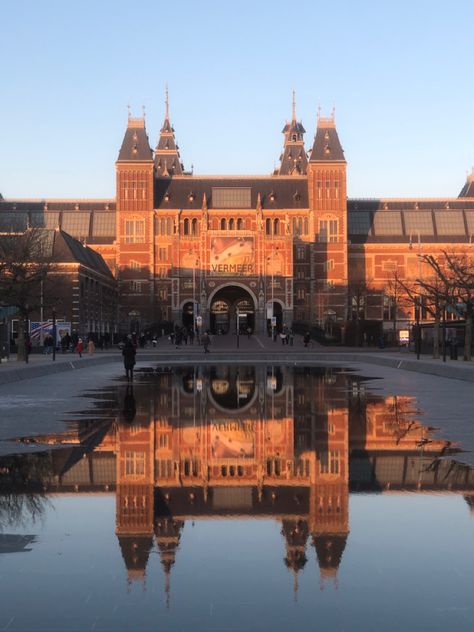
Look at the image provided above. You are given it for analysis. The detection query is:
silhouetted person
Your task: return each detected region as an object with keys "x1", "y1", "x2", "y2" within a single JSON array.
[
  {"x1": 122, "y1": 384, "x2": 136, "y2": 423},
  {"x1": 202, "y1": 331, "x2": 211, "y2": 353},
  {"x1": 122, "y1": 336, "x2": 136, "y2": 381},
  {"x1": 303, "y1": 331, "x2": 310, "y2": 348}
]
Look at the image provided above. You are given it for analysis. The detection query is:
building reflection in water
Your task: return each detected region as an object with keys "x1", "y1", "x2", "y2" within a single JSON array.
[{"x1": 4, "y1": 366, "x2": 473, "y2": 599}]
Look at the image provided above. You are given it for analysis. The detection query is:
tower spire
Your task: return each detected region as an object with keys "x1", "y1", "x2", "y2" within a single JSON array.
[
  {"x1": 155, "y1": 88, "x2": 184, "y2": 176},
  {"x1": 275, "y1": 93, "x2": 307, "y2": 175}
]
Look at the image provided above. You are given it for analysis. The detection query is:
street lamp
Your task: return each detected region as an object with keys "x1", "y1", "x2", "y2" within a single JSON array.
[
  {"x1": 52, "y1": 306, "x2": 56, "y2": 362},
  {"x1": 266, "y1": 245, "x2": 278, "y2": 341}
]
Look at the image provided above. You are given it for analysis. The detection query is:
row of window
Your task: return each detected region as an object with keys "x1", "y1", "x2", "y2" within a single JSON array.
[{"x1": 126, "y1": 216, "x2": 340, "y2": 242}]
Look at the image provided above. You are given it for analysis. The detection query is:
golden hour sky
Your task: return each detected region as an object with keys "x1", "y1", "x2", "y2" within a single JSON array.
[{"x1": 1, "y1": 0, "x2": 473, "y2": 199}]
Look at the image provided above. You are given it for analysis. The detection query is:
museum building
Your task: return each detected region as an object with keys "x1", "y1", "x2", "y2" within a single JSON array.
[{"x1": 1, "y1": 94, "x2": 474, "y2": 338}]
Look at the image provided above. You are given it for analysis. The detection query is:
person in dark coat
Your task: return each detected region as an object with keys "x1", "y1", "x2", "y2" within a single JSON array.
[{"x1": 122, "y1": 337, "x2": 137, "y2": 381}]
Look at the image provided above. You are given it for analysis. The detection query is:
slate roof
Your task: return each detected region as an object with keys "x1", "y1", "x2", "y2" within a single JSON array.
[
  {"x1": 33, "y1": 229, "x2": 114, "y2": 277},
  {"x1": 0, "y1": 201, "x2": 116, "y2": 241},
  {"x1": 155, "y1": 176, "x2": 309, "y2": 210},
  {"x1": 117, "y1": 118, "x2": 153, "y2": 162},
  {"x1": 459, "y1": 170, "x2": 474, "y2": 198},
  {"x1": 347, "y1": 198, "x2": 474, "y2": 243},
  {"x1": 309, "y1": 120, "x2": 345, "y2": 162}
]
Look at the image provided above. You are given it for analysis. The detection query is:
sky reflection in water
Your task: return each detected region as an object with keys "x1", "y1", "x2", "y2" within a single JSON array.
[{"x1": 0, "y1": 366, "x2": 473, "y2": 632}]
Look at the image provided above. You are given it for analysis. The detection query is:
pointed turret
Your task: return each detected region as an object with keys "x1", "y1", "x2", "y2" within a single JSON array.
[
  {"x1": 309, "y1": 109, "x2": 345, "y2": 162},
  {"x1": 312, "y1": 533, "x2": 347, "y2": 587},
  {"x1": 117, "y1": 535, "x2": 154, "y2": 584},
  {"x1": 155, "y1": 518, "x2": 184, "y2": 607},
  {"x1": 117, "y1": 114, "x2": 153, "y2": 162},
  {"x1": 458, "y1": 167, "x2": 474, "y2": 198},
  {"x1": 154, "y1": 87, "x2": 184, "y2": 176},
  {"x1": 277, "y1": 91, "x2": 308, "y2": 175},
  {"x1": 281, "y1": 519, "x2": 309, "y2": 599}
]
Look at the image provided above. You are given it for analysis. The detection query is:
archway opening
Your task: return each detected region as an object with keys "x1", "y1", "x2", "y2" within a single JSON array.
[
  {"x1": 182, "y1": 301, "x2": 195, "y2": 330},
  {"x1": 210, "y1": 286, "x2": 255, "y2": 335}
]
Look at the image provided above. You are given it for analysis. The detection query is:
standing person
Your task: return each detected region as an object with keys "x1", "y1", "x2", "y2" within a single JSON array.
[
  {"x1": 43, "y1": 334, "x2": 53, "y2": 355},
  {"x1": 202, "y1": 330, "x2": 211, "y2": 354},
  {"x1": 122, "y1": 336, "x2": 137, "y2": 381},
  {"x1": 76, "y1": 338, "x2": 84, "y2": 358},
  {"x1": 87, "y1": 338, "x2": 95, "y2": 355},
  {"x1": 303, "y1": 331, "x2": 310, "y2": 348}
]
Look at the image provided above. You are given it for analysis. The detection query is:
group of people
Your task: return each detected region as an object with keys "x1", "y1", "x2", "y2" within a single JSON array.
[
  {"x1": 169, "y1": 325, "x2": 196, "y2": 347},
  {"x1": 278, "y1": 325, "x2": 294, "y2": 345}
]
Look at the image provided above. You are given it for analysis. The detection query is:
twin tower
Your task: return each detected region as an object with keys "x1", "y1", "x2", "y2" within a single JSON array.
[{"x1": 115, "y1": 94, "x2": 348, "y2": 334}]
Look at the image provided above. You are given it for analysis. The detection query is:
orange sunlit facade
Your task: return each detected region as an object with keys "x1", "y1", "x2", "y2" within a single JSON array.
[
  {"x1": 1, "y1": 95, "x2": 474, "y2": 339},
  {"x1": 25, "y1": 366, "x2": 473, "y2": 595}
]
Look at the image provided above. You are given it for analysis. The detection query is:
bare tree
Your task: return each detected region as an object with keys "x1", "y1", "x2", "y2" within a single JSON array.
[
  {"x1": 347, "y1": 279, "x2": 373, "y2": 346},
  {"x1": 383, "y1": 270, "x2": 412, "y2": 346},
  {"x1": 396, "y1": 265, "x2": 453, "y2": 360},
  {"x1": 0, "y1": 229, "x2": 59, "y2": 361},
  {"x1": 423, "y1": 251, "x2": 474, "y2": 361}
]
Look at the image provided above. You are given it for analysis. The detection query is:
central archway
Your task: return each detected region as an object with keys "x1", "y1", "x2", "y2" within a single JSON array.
[{"x1": 209, "y1": 285, "x2": 256, "y2": 335}]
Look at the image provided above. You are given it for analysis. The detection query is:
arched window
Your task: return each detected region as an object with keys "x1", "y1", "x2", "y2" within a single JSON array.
[
  {"x1": 220, "y1": 218, "x2": 226, "y2": 230},
  {"x1": 303, "y1": 217, "x2": 309, "y2": 235},
  {"x1": 167, "y1": 218, "x2": 172, "y2": 235},
  {"x1": 274, "y1": 218, "x2": 279, "y2": 235},
  {"x1": 293, "y1": 217, "x2": 297, "y2": 234},
  {"x1": 229, "y1": 218, "x2": 235, "y2": 230},
  {"x1": 237, "y1": 218, "x2": 243, "y2": 230},
  {"x1": 297, "y1": 217, "x2": 303, "y2": 234},
  {"x1": 265, "y1": 218, "x2": 271, "y2": 235},
  {"x1": 183, "y1": 218, "x2": 189, "y2": 235},
  {"x1": 191, "y1": 218, "x2": 198, "y2": 235}
]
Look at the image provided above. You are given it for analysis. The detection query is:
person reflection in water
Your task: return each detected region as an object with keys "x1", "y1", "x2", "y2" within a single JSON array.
[
  {"x1": 122, "y1": 335, "x2": 136, "y2": 381},
  {"x1": 122, "y1": 384, "x2": 136, "y2": 423}
]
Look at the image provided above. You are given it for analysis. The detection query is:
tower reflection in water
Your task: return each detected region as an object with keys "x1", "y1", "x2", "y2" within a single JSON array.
[{"x1": 18, "y1": 366, "x2": 473, "y2": 596}]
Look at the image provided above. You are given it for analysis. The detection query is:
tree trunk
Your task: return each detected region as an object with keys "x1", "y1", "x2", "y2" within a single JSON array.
[
  {"x1": 16, "y1": 312, "x2": 26, "y2": 362},
  {"x1": 433, "y1": 317, "x2": 440, "y2": 359},
  {"x1": 464, "y1": 307, "x2": 472, "y2": 361}
]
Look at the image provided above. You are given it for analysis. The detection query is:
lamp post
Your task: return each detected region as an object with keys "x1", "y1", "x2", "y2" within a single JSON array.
[
  {"x1": 267, "y1": 245, "x2": 277, "y2": 341},
  {"x1": 52, "y1": 307, "x2": 56, "y2": 362}
]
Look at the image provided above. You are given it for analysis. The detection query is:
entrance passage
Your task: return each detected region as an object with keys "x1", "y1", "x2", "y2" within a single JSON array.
[{"x1": 210, "y1": 286, "x2": 255, "y2": 335}]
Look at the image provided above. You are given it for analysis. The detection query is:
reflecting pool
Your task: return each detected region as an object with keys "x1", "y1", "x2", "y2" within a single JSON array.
[{"x1": 0, "y1": 366, "x2": 473, "y2": 631}]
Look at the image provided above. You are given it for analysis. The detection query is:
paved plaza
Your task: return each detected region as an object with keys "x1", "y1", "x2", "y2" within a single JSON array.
[{"x1": 1, "y1": 334, "x2": 473, "y2": 464}]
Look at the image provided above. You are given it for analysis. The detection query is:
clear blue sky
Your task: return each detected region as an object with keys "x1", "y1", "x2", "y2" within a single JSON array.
[{"x1": 1, "y1": 0, "x2": 473, "y2": 199}]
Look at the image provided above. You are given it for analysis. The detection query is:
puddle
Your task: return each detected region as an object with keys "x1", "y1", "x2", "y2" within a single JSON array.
[{"x1": 0, "y1": 366, "x2": 473, "y2": 631}]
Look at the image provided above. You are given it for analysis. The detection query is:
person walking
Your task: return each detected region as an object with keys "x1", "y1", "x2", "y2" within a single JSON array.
[
  {"x1": 76, "y1": 338, "x2": 84, "y2": 358},
  {"x1": 87, "y1": 338, "x2": 95, "y2": 355},
  {"x1": 122, "y1": 336, "x2": 137, "y2": 381},
  {"x1": 202, "y1": 330, "x2": 211, "y2": 353}
]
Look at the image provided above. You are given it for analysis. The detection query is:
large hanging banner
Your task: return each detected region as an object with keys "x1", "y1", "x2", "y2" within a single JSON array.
[
  {"x1": 210, "y1": 420, "x2": 255, "y2": 459},
  {"x1": 209, "y1": 237, "x2": 254, "y2": 275}
]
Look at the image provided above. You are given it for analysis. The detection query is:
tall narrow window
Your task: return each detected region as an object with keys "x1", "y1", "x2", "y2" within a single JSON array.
[
  {"x1": 183, "y1": 218, "x2": 189, "y2": 235},
  {"x1": 228, "y1": 218, "x2": 235, "y2": 230},
  {"x1": 220, "y1": 218, "x2": 226, "y2": 230},
  {"x1": 266, "y1": 218, "x2": 271, "y2": 235},
  {"x1": 191, "y1": 218, "x2": 198, "y2": 235},
  {"x1": 237, "y1": 218, "x2": 243, "y2": 230},
  {"x1": 124, "y1": 219, "x2": 145, "y2": 244},
  {"x1": 318, "y1": 219, "x2": 338, "y2": 243},
  {"x1": 274, "y1": 218, "x2": 279, "y2": 235}
]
